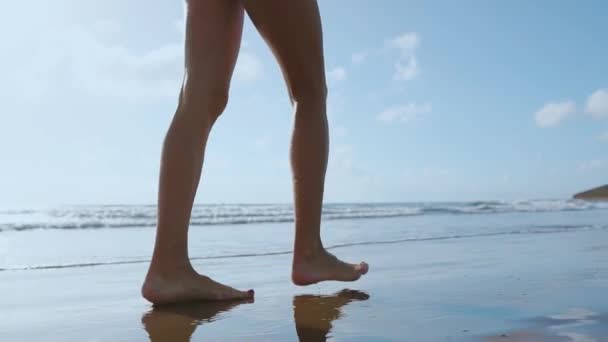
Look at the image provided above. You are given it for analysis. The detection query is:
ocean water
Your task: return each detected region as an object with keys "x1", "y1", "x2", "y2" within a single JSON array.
[{"x1": 0, "y1": 200, "x2": 606, "y2": 271}]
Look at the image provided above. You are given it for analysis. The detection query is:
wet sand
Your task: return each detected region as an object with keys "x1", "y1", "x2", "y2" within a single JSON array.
[{"x1": 1, "y1": 230, "x2": 607, "y2": 341}]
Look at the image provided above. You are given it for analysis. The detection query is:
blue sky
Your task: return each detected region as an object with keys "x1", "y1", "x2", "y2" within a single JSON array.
[{"x1": 1, "y1": 0, "x2": 607, "y2": 207}]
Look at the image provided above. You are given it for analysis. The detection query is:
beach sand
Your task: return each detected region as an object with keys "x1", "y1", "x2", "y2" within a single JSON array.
[{"x1": 1, "y1": 230, "x2": 607, "y2": 341}]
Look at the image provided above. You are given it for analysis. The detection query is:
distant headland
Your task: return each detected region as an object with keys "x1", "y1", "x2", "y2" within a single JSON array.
[{"x1": 574, "y1": 185, "x2": 608, "y2": 201}]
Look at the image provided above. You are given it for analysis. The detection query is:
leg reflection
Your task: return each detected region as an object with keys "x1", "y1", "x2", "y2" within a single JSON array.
[
  {"x1": 142, "y1": 299, "x2": 253, "y2": 342},
  {"x1": 293, "y1": 289, "x2": 370, "y2": 341}
]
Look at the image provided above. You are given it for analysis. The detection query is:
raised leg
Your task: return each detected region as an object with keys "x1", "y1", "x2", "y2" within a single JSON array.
[
  {"x1": 243, "y1": 0, "x2": 368, "y2": 286},
  {"x1": 142, "y1": 0, "x2": 253, "y2": 305}
]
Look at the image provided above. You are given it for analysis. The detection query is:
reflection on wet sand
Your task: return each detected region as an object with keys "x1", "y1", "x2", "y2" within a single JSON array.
[
  {"x1": 293, "y1": 289, "x2": 370, "y2": 341},
  {"x1": 141, "y1": 289, "x2": 369, "y2": 341},
  {"x1": 141, "y1": 299, "x2": 253, "y2": 342}
]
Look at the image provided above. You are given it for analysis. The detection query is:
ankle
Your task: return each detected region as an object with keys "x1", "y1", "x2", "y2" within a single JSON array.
[
  {"x1": 293, "y1": 242, "x2": 326, "y2": 263},
  {"x1": 147, "y1": 258, "x2": 194, "y2": 279}
]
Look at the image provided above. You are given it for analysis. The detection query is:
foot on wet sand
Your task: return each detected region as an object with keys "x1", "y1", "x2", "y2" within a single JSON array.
[
  {"x1": 291, "y1": 249, "x2": 369, "y2": 286},
  {"x1": 142, "y1": 268, "x2": 254, "y2": 305}
]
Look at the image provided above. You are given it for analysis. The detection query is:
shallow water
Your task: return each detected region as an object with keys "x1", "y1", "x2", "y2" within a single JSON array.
[
  {"x1": 0, "y1": 200, "x2": 606, "y2": 271},
  {"x1": 1, "y1": 229, "x2": 608, "y2": 341}
]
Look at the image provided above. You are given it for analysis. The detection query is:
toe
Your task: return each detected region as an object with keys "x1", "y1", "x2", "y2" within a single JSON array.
[
  {"x1": 236, "y1": 289, "x2": 254, "y2": 299},
  {"x1": 357, "y1": 262, "x2": 369, "y2": 275},
  {"x1": 227, "y1": 287, "x2": 254, "y2": 300}
]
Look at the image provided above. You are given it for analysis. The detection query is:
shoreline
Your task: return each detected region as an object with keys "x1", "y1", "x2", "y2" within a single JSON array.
[{"x1": 1, "y1": 229, "x2": 607, "y2": 341}]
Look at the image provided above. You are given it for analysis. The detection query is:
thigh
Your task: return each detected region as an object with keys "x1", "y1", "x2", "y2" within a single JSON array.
[
  {"x1": 243, "y1": 0, "x2": 326, "y2": 101},
  {"x1": 183, "y1": 0, "x2": 244, "y2": 95}
]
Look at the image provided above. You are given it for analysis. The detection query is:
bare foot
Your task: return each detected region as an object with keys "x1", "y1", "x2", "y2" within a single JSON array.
[
  {"x1": 291, "y1": 250, "x2": 369, "y2": 286},
  {"x1": 142, "y1": 268, "x2": 254, "y2": 305}
]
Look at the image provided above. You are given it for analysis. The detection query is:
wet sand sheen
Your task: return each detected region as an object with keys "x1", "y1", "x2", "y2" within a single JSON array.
[
  {"x1": 1, "y1": 230, "x2": 608, "y2": 341},
  {"x1": 141, "y1": 289, "x2": 369, "y2": 342}
]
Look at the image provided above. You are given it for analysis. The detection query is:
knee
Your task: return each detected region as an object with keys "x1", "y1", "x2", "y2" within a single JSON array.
[
  {"x1": 179, "y1": 74, "x2": 230, "y2": 122},
  {"x1": 289, "y1": 82, "x2": 328, "y2": 109}
]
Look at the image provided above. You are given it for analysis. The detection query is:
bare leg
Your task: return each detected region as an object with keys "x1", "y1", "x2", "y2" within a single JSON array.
[
  {"x1": 142, "y1": 0, "x2": 253, "y2": 305},
  {"x1": 244, "y1": 0, "x2": 368, "y2": 285}
]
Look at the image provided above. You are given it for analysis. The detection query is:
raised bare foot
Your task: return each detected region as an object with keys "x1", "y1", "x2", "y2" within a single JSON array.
[
  {"x1": 291, "y1": 249, "x2": 369, "y2": 286},
  {"x1": 142, "y1": 268, "x2": 254, "y2": 305}
]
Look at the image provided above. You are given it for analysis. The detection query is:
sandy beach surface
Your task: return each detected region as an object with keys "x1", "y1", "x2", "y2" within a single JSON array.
[{"x1": 1, "y1": 227, "x2": 607, "y2": 341}]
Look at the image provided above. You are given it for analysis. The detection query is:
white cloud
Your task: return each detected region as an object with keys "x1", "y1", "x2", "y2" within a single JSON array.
[
  {"x1": 328, "y1": 66, "x2": 347, "y2": 83},
  {"x1": 234, "y1": 52, "x2": 263, "y2": 82},
  {"x1": 351, "y1": 51, "x2": 368, "y2": 65},
  {"x1": 578, "y1": 159, "x2": 607, "y2": 171},
  {"x1": 349, "y1": 33, "x2": 420, "y2": 80},
  {"x1": 534, "y1": 101, "x2": 576, "y2": 127},
  {"x1": 377, "y1": 103, "x2": 432, "y2": 123},
  {"x1": 10, "y1": 25, "x2": 183, "y2": 101},
  {"x1": 387, "y1": 32, "x2": 420, "y2": 81},
  {"x1": 394, "y1": 56, "x2": 419, "y2": 81},
  {"x1": 10, "y1": 20, "x2": 262, "y2": 102},
  {"x1": 586, "y1": 88, "x2": 608, "y2": 119},
  {"x1": 388, "y1": 32, "x2": 419, "y2": 52}
]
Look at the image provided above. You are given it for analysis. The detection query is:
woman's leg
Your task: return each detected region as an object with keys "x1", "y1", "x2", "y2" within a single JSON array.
[
  {"x1": 243, "y1": 0, "x2": 368, "y2": 285},
  {"x1": 142, "y1": 0, "x2": 253, "y2": 304}
]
